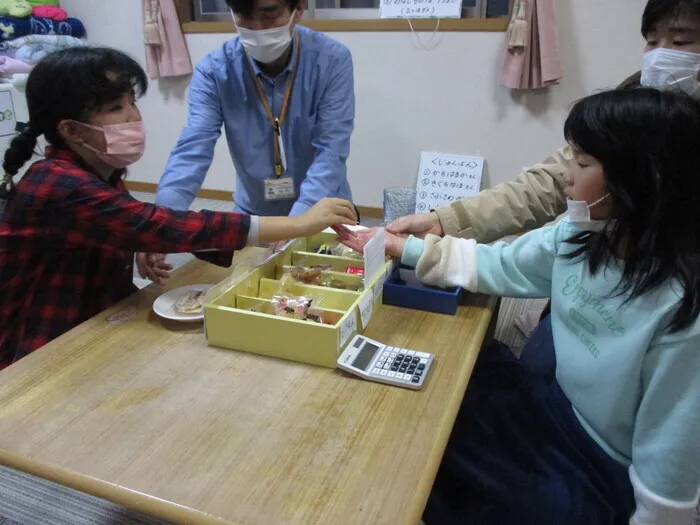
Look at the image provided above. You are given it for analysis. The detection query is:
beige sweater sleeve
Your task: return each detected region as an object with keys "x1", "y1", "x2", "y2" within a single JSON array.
[{"x1": 434, "y1": 145, "x2": 572, "y2": 243}]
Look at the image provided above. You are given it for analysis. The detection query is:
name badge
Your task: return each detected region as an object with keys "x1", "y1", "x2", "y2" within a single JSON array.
[{"x1": 264, "y1": 177, "x2": 296, "y2": 201}]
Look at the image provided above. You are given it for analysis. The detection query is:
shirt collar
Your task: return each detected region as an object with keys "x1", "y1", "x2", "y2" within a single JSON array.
[
  {"x1": 46, "y1": 146, "x2": 126, "y2": 186},
  {"x1": 246, "y1": 31, "x2": 299, "y2": 81}
]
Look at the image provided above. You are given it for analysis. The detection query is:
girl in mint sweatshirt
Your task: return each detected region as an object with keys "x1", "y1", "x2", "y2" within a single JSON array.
[{"x1": 342, "y1": 89, "x2": 700, "y2": 525}]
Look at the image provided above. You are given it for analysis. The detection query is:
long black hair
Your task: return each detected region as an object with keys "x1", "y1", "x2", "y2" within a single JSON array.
[
  {"x1": 2, "y1": 47, "x2": 147, "y2": 180},
  {"x1": 642, "y1": 0, "x2": 700, "y2": 37},
  {"x1": 563, "y1": 88, "x2": 700, "y2": 332}
]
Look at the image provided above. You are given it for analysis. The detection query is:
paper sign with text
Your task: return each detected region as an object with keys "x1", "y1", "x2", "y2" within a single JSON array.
[
  {"x1": 380, "y1": 0, "x2": 462, "y2": 19},
  {"x1": 358, "y1": 290, "x2": 374, "y2": 330},
  {"x1": 0, "y1": 90, "x2": 16, "y2": 137},
  {"x1": 415, "y1": 152, "x2": 483, "y2": 213},
  {"x1": 363, "y1": 228, "x2": 386, "y2": 286},
  {"x1": 340, "y1": 311, "x2": 357, "y2": 348}
]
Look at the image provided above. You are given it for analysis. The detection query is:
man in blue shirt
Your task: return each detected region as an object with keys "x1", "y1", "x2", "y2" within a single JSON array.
[{"x1": 155, "y1": 0, "x2": 355, "y2": 217}]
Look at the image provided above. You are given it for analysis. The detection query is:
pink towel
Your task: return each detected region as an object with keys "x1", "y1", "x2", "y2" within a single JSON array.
[
  {"x1": 500, "y1": 0, "x2": 562, "y2": 90},
  {"x1": 32, "y1": 6, "x2": 68, "y2": 21},
  {"x1": 142, "y1": 0, "x2": 193, "y2": 79},
  {"x1": 0, "y1": 56, "x2": 32, "y2": 75}
]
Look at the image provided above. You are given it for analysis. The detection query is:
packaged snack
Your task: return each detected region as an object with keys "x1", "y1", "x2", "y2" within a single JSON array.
[
  {"x1": 271, "y1": 295, "x2": 313, "y2": 320},
  {"x1": 313, "y1": 242, "x2": 362, "y2": 260},
  {"x1": 346, "y1": 266, "x2": 364, "y2": 276}
]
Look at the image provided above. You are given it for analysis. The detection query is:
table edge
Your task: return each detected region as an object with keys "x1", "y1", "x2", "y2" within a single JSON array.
[
  {"x1": 0, "y1": 448, "x2": 236, "y2": 525},
  {"x1": 403, "y1": 294, "x2": 498, "y2": 524}
]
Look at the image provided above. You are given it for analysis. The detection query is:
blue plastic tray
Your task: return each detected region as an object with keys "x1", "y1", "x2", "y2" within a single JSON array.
[{"x1": 382, "y1": 266, "x2": 463, "y2": 315}]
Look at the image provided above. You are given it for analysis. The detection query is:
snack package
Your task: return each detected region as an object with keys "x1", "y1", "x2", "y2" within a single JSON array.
[
  {"x1": 270, "y1": 294, "x2": 326, "y2": 324},
  {"x1": 314, "y1": 242, "x2": 362, "y2": 260},
  {"x1": 283, "y1": 266, "x2": 361, "y2": 291}
]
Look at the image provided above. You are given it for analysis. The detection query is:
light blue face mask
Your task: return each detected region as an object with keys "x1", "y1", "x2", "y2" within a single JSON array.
[{"x1": 566, "y1": 193, "x2": 609, "y2": 231}]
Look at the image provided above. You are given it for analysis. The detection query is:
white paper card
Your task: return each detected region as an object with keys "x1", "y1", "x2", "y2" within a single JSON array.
[
  {"x1": 363, "y1": 228, "x2": 386, "y2": 284},
  {"x1": 380, "y1": 0, "x2": 463, "y2": 19},
  {"x1": 340, "y1": 312, "x2": 357, "y2": 348},
  {"x1": 0, "y1": 90, "x2": 16, "y2": 137},
  {"x1": 358, "y1": 290, "x2": 374, "y2": 329},
  {"x1": 415, "y1": 152, "x2": 484, "y2": 213}
]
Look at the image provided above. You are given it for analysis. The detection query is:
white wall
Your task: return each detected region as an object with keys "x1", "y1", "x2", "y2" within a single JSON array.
[{"x1": 61, "y1": 0, "x2": 644, "y2": 207}]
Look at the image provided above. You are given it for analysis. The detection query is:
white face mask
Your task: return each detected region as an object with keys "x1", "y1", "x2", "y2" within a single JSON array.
[
  {"x1": 566, "y1": 194, "x2": 609, "y2": 232},
  {"x1": 641, "y1": 48, "x2": 700, "y2": 98},
  {"x1": 233, "y1": 11, "x2": 295, "y2": 64}
]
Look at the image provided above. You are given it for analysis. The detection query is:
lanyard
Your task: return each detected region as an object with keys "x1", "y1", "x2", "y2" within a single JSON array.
[{"x1": 247, "y1": 34, "x2": 301, "y2": 177}]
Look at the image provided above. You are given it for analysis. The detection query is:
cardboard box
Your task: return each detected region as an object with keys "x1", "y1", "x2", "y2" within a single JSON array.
[{"x1": 204, "y1": 232, "x2": 393, "y2": 368}]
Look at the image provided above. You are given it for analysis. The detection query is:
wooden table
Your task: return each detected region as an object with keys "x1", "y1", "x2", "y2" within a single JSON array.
[{"x1": 0, "y1": 249, "x2": 498, "y2": 525}]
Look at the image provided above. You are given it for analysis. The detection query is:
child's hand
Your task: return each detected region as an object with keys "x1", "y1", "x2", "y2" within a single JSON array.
[
  {"x1": 135, "y1": 253, "x2": 173, "y2": 284},
  {"x1": 335, "y1": 227, "x2": 407, "y2": 259},
  {"x1": 295, "y1": 198, "x2": 357, "y2": 237},
  {"x1": 387, "y1": 211, "x2": 443, "y2": 239}
]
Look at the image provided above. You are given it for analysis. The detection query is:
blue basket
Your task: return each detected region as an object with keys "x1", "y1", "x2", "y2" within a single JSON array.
[{"x1": 382, "y1": 266, "x2": 464, "y2": 315}]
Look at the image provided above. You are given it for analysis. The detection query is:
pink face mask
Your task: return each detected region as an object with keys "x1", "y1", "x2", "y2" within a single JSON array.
[{"x1": 77, "y1": 121, "x2": 146, "y2": 169}]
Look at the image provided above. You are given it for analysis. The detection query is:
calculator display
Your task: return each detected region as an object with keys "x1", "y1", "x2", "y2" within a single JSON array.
[{"x1": 352, "y1": 342, "x2": 380, "y2": 371}]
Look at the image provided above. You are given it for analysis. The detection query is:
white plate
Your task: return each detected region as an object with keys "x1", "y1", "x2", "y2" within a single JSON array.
[{"x1": 153, "y1": 284, "x2": 214, "y2": 322}]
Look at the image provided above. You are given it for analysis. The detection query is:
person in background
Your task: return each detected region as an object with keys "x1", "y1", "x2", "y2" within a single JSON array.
[
  {"x1": 388, "y1": 0, "x2": 700, "y2": 243},
  {"x1": 339, "y1": 88, "x2": 700, "y2": 525},
  {"x1": 154, "y1": 0, "x2": 354, "y2": 217},
  {"x1": 0, "y1": 47, "x2": 357, "y2": 369},
  {"x1": 140, "y1": 0, "x2": 356, "y2": 283}
]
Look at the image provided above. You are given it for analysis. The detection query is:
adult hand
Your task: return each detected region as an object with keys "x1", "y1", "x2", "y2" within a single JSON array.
[
  {"x1": 335, "y1": 227, "x2": 407, "y2": 259},
  {"x1": 294, "y1": 198, "x2": 357, "y2": 237},
  {"x1": 135, "y1": 253, "x2": 173, "y2": 284},
  {"x1": 387, "y1": 211, "x2": 443, "y2": 239}
]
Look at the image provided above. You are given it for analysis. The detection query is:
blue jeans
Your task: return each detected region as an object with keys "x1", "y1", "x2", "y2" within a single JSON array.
[{"x1": 423, "y1": 318, "x2": 635, "y2": 525}]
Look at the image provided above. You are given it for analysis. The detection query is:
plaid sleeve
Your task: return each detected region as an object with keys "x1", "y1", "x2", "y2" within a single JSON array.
[{"x1": 59, "y1": 177, "x2": 250, "y2": 254}]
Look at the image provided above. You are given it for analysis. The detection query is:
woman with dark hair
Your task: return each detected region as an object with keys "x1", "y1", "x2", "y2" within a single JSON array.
[
  {"x1": 0, "y1": 46, "x2": 357, "y2": 369},
  {"x1": 339, "y1": 88, "x2": 700, "y2": 525}
]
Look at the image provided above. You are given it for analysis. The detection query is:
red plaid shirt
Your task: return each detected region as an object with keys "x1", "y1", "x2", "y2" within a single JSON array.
[{"x1": 0, "y1": 148, "x2": 250, "y2": 368}]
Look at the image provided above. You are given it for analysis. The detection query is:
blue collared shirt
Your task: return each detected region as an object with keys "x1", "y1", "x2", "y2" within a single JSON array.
[{"x1": 156, "y1": 26, "x2": 355, "y2": 216}]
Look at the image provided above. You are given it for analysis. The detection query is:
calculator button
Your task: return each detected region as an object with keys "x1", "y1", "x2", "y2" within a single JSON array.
[
  {"x1": 408, "y1": 368, "x2": 416, "y2": 375},
  {"x1": 390, "y1": 352, "x2": 397, "y2": 358},
  {"x1": 391, "y1": 366, "x2": 399, "y2": 372},
  {"x1": 380, "y1": 370, "x2": 388, "y2": 376},
  {"x1": 418, "y1": 364, "x2": 425, "y2": 370},
  {"x1": 405, "y1": 373, "x2": 413, "y2": 380},
  {"x1": 412, "y1": 357, "x2": 420, "y2": 363},
  {"x1": 398, "y1": 353, "x2": 407, "y2": 359},
  {"x1": 399, "y1": 368, "x2": 407, "y2": 374},
  {"x1": 383, "y1": 363, "x2": 391, "y2": 370},
  {"x1": 388, "y1": 371, "x2": 396, "y2": 377},
  {"x1": 373, "y1": 368, "x2": 382, "y2": 375},
  {"x1": 420, "y1": 358, "x2": 428, "y2": 364},
  {"x1": 415, "y1": 351, "x2": 430, "y2": 358},
  {"x1": 407, "y1": 350, "x2": 416, "y2": 356},
  {"x1": 416, "y1": 369, "x2": 423, "y2": 376},
  {"x1": 412, "y1": 375, "x2": 420, "y2": 383}
]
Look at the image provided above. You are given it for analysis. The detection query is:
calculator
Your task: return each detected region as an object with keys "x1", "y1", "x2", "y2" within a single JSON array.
[{"x1": 337, "y1": 335, "x2": 434, "y2": 390}]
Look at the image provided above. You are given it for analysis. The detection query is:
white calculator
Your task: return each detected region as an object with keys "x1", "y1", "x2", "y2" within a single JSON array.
[{"x1": 337, "y1": 335, "x2": 434, "y2": 390}]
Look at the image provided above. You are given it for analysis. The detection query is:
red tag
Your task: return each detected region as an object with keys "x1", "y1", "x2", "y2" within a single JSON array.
[{"x1": 346, "y1": 266, "x2": 364, "y2": 276}]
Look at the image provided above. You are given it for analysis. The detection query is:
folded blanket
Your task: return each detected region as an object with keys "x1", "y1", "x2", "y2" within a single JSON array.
[
  {"x1": 32, "y1": 6, "x2": 67, "y2": 21},
  {"x1": 0, "y1": 34, "x2": 87, "y2": 64},
  {"x1": 0, "y1": 55, "x2": 31, "y2": 75},
  {"x1": 0, "y1": 15, "x2": 86, "y2": 41},
  {"x1": 0, "y1": 1, "x2": 32, "y2": 18}
]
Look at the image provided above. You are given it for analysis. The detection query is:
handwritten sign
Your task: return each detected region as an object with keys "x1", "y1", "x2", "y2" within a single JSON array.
[
  {"x1": 0, "y1": 90, "x2": 16, "y2": 137},
  {"x1": 363, "y1": 228, "x2": 386, "y2": 286},
  {"x1": 414, "y1": 152, "x2": 483, "y2": 213},
  {"x1": 340, "y1": 311, "x2": 357, "y2": 348},
  {"x1": 358, "y1": 290, "x2": 374, "y2": 329},
  {"x1": 380, "y1": 0, "x2": 462, "y2": 19}
]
